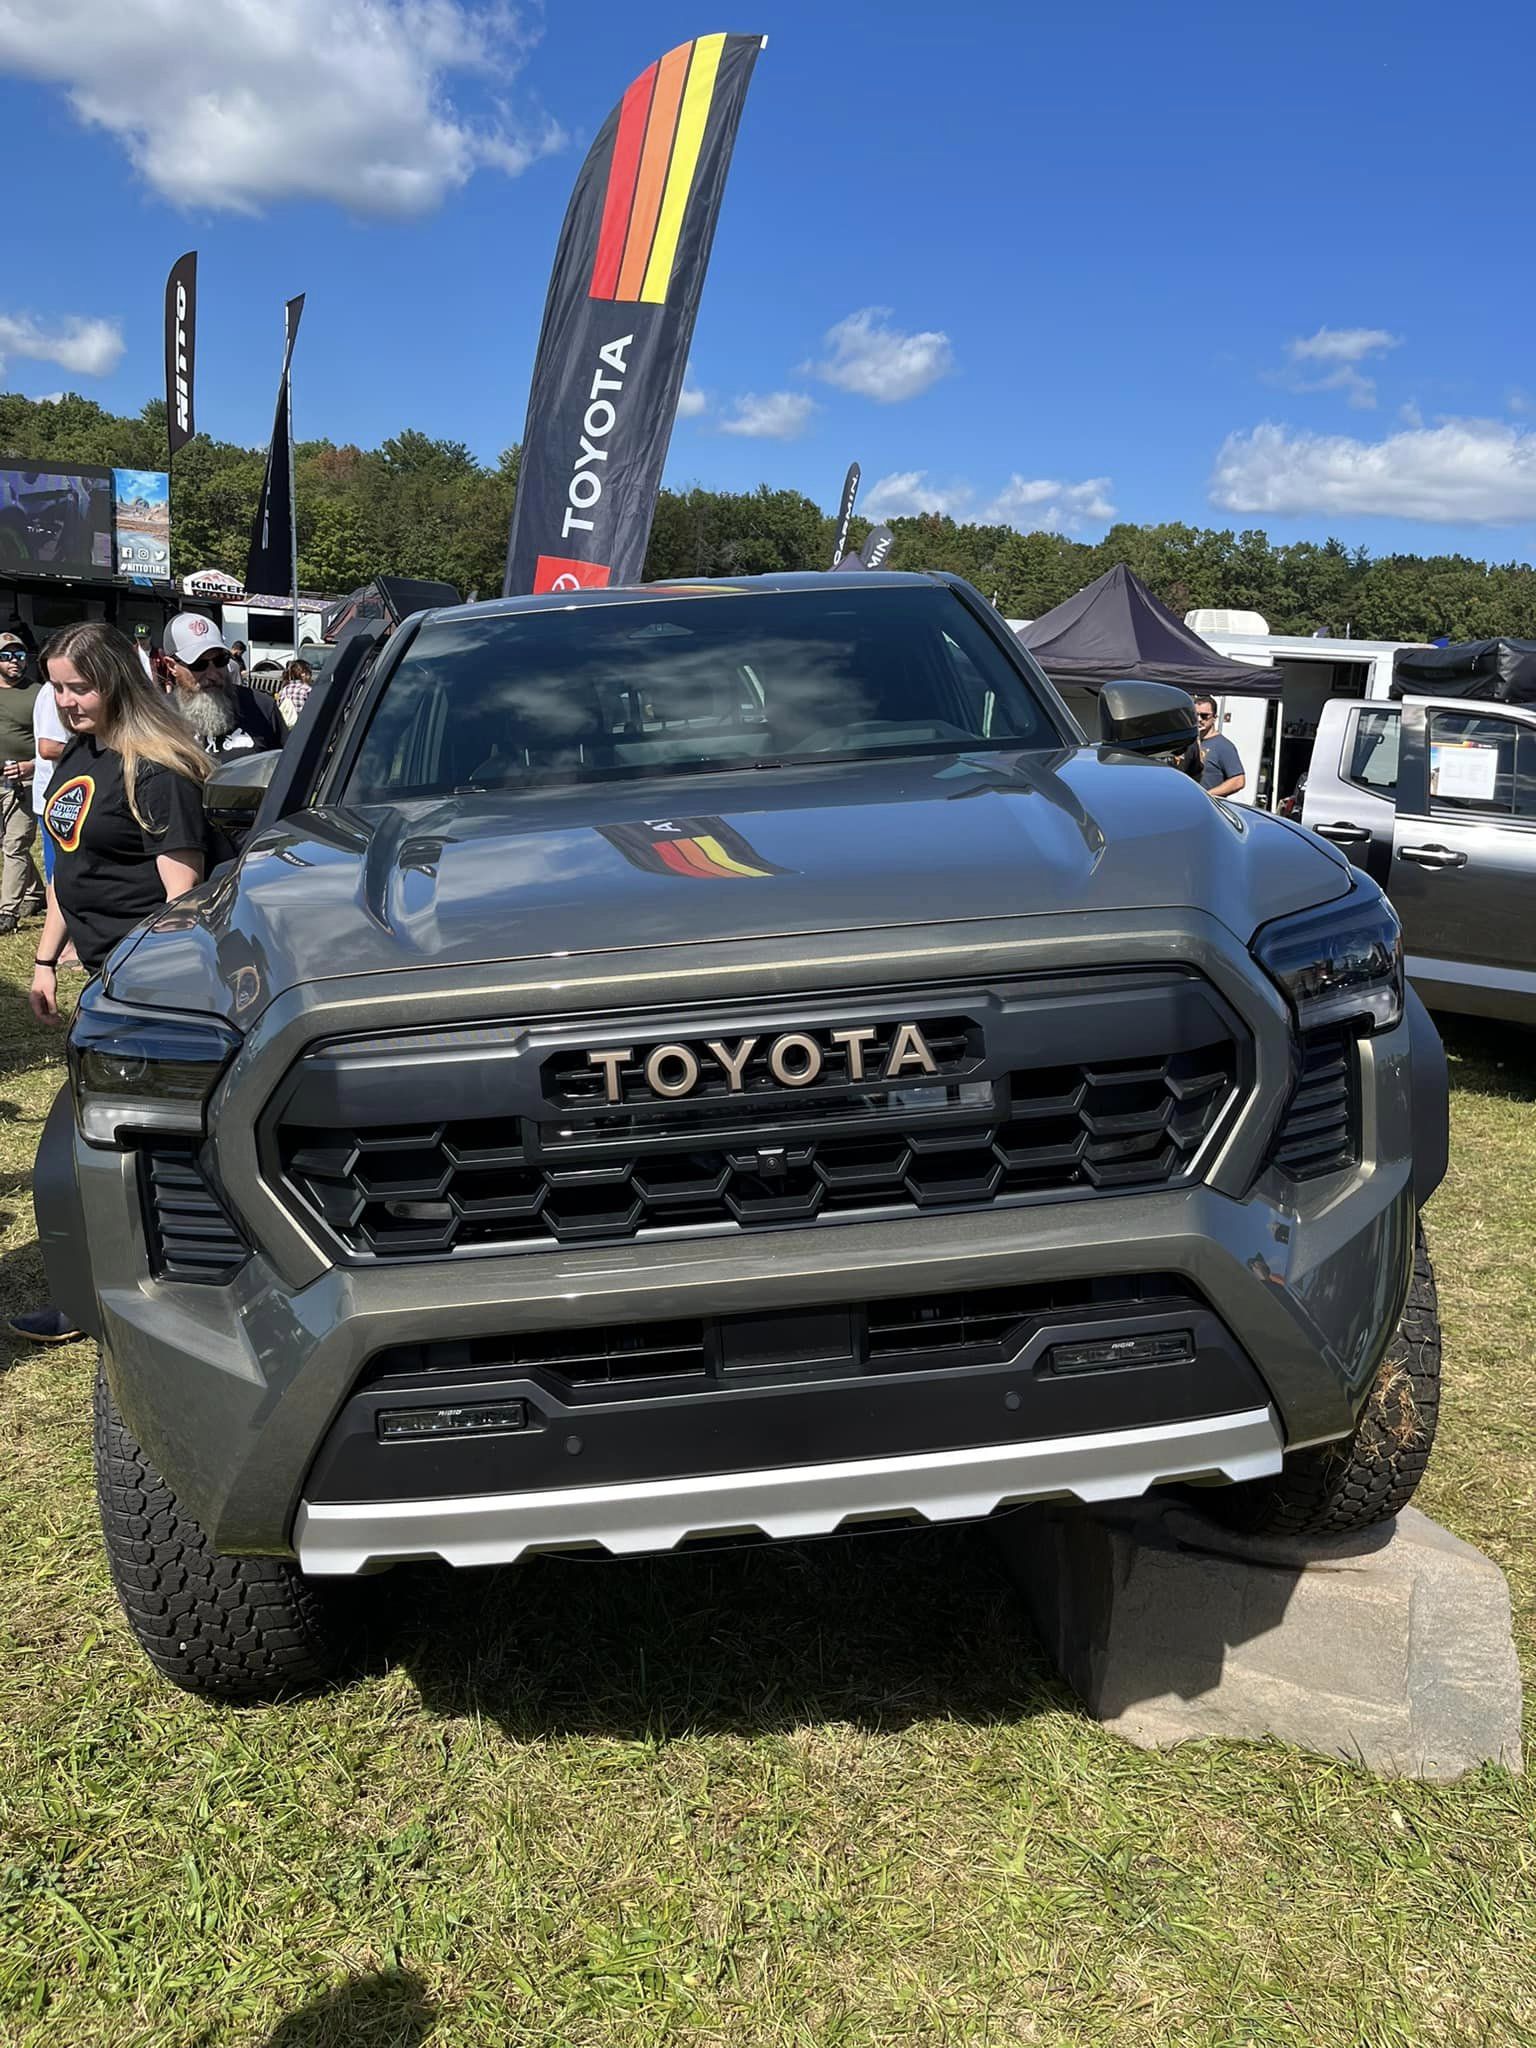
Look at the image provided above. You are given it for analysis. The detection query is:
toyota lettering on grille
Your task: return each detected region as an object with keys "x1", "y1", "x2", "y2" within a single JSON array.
[{"x1": 585, "y1": 1023, "x2": 941, "y2": 1104}]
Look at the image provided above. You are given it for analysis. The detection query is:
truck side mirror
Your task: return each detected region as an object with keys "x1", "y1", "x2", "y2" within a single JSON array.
[
  {"x1": 203, "y1": 747, "x2": 281, "y2": 825},
  {"x1": 1097, "y1": 681, "x2": 1200, "y2": 758}
]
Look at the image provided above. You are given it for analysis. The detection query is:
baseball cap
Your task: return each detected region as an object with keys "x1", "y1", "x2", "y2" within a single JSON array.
[{"x1": 162, "y1": 612, "x2": 231, "y2": 665}]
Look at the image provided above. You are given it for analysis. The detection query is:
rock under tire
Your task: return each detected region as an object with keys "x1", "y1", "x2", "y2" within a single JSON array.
[
  {"x1": 93, "y1": 1358, "x2": 350, "y2": 1700},
  {"x1": 1203, "y1": 1221, "x2": 1441, "y2": 1539}
]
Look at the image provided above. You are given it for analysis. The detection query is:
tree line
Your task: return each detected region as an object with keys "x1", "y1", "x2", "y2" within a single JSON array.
[{"x1": 6, "y1": 388, "x2": 1536, "y2": 643}]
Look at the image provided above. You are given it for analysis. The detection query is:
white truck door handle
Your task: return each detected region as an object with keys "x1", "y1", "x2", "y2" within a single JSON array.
[{"x1": 1399, "y1": 843, "x2": 1468, "y2": 869}]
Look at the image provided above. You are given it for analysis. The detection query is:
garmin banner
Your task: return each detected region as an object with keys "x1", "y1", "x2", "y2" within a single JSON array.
[
  {"x1": 164, "y1": 251, "x2": 197, "y2": 459},
  {"x1": 830, "y1": 461, "x2": 860, "y2": 566},
  {"x1": 503, "y1": 32, "x2": 765, "y2": 597},
  {"x1": 245, "y1": 294, "x2": 305, "y2": 596}
]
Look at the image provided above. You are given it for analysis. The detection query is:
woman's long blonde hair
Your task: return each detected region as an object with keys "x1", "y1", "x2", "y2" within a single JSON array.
[{"x1": 42, "y1": 621, "x2": 211, "y2": 832}]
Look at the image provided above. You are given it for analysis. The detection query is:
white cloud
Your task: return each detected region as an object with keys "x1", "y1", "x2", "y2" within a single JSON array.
[
  {"x1": 810, "y1": 308, "x2": 954, "y2": 403},
  {"x1": 719, "y1": 391, "x2": 816, "y2": 439},
  {"x1": 1211, "y1": 418, "x2": 1536, "y2": 524},
  {"x1": 29, "y1": 392, "x2": 66, "y2": 405},
  {"x1": 0, "y1": 0, "x2": 565, "y2": 218},
  {"x1": 1272, "y1": 326, "x2": 1402, "y2": 410},
  {"x1": 861, "y1": 468, "x2": 1116, "y2": 532},
  {"x1": 677, "y1": 385, "x2": 708, "y2": 420},
  {"x1": 984, "y1": 474, "x2": 1116, "y2": 532},
  {"x1": 1288, "y1": 327, "x2": 1401, "y2": 365},
  {"x1": 861, "y1": 470, "x2": 973, "y2": 520},
  {"x1": 0, "y1": 312, "x2": 123, "y2": 380}
]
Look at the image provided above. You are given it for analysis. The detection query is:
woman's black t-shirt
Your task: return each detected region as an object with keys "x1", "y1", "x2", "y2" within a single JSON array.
[{"x1": 43, "y1": 737, "x2": 206, "y2": 971}]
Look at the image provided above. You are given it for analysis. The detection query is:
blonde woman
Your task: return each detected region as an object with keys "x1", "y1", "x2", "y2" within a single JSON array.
[
  {"x1": 30, "y1": 621, "x2": 211, "y2": 1020},
  {"x1": 275, "y1": 656, "x2": 315, "y2": 730}
]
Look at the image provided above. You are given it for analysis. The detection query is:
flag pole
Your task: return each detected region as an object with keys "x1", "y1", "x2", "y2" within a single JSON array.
[{"x1": 287, "y1": 304, "x2": 300, "y2": 662}]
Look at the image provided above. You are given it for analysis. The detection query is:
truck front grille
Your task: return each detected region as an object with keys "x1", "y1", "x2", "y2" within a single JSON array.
[
  {"x1": 358, "y1": 1274, "x2": 1201, "y2": 1392},
  {"x1": 277, "y1": 1040, "x2": 1240, "y2": 1259}
]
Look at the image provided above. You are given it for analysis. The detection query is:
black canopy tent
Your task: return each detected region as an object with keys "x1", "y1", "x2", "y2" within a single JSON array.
[
  {"x1": 1019, "y1": 564, "x2": 1281, "y2": 697},
  {"x1": 1390, "y1": 638, "x2": 1536, "y2": 707}
]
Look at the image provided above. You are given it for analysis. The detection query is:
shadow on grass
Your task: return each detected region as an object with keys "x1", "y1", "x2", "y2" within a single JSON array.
[
  {"x1": 185, "y1": 1968, "x2": 437, "y2": 2047},
  {"x1": 1436, "y1": 1013, "x2": 1536, "y2": 1102},
  {"x1": 389, "y1": 1520, "x2": 1069, "y2": 1743}
]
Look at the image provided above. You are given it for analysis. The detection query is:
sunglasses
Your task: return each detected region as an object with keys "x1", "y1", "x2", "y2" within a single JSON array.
[
  {"x1": 189, "y1": 649, "x2": 232, "y2": 673},
  {"x1": 0, "y1": 648, "x2": 26, "y2": 662}
]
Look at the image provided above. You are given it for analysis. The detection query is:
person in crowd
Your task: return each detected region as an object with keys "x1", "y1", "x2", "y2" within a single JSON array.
[
  {"x1": 1193, "y1": 695, "x2": 1246, "y2": 800},
  {"x1": 275, "y1": 656, "x2": 314, "y2": 730},
  {"x1": 9, "y1": 622, "x2": 212, "y2": 1344},
  {"x1": 227, "y1": 639, "x2": 248, "y2": 679},
  {"x1": 155, "y1": 613, "x2": 284, "y2": 759},
  {"x1": 30, "y1": 642, "x2": 74, "y2": 961},
  {"x1": 0, "y1": 633, "x2": 45, "y2": 932},
  {"x1": 131, "y1": 622, "x2": 156, "y2": 682}
]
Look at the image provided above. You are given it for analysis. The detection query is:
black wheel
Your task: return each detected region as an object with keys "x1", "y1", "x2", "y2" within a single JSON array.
[
  {"x1": 93, "y1": 1357, "x2": 351, "y2": 1700},
  {"x1": 1204, "y1": 1221, "x2": 1441, "y2": 1539}
]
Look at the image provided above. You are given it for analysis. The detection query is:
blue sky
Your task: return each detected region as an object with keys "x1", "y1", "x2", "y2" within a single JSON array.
[{"x1": 2, "y1": 0, "x2": 1533, "y2": 560}]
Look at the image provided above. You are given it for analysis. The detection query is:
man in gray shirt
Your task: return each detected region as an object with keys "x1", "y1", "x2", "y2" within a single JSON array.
[{"x1": 1193, "y1": 695, "x2": 1246, "y2": 800}]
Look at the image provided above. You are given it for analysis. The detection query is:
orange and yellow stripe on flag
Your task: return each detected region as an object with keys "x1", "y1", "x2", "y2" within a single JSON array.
[
  {"x1": 503, "y1": 32, "x2": 761, "y2": 595},
  {"x1": 599, "y1": 817, "x2": 791, "y2": 880},
  {"x1": 590, "y1": 34, "x2": 730, "y2": 305},
  {"x1": 654, "y1": 832, "x2": 776, "y2": 879}
]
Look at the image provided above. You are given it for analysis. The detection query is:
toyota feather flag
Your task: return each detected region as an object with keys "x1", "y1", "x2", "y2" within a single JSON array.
[
  {"x1": 164, "y1": 252, "x2": 197, "y2": 459},
  {"x1": 246, "y1": 294, "x2": 305, "y2": 596},
  {"x1": 830, "y1": 461, "x2": 860, "y2": 566},
  {"x1": 503, "y1": 32, "x2": 765, "y2": 597}
]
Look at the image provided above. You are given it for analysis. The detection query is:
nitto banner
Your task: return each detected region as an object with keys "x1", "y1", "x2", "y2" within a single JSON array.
[
  {"x1": 164, "y1": 252, "x2": 197, "y2": 458},
  {"x1": 503, "y1": 32, "x2": 764, "y2": 597}
]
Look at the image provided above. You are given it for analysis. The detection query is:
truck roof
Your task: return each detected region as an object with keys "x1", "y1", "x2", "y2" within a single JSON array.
[{"x1": 415, "y1": 570, "x2": 942, "y2": 628}]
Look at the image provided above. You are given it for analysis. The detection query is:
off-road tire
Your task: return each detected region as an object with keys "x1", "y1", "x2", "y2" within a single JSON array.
[
  {"x1": 1203, "y1": 1221, "x2": 1441, "y2": 1539},
  {"x1": 93, "y1": 1357, "x2": 350, "y2": 1700}
]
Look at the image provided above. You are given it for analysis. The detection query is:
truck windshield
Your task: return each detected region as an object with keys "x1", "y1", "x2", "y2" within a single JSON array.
[{"x1": 343, "y1": 584, "x2": 1062, "y2": 800}]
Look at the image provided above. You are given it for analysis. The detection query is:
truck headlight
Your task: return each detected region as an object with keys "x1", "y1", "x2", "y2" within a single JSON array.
[
  {"x1": 1252, "y1": 888, "x2": 1403, "y2": 1035},
  {"x1": 67, "y1": 982, "x2": 241, "y2": 1146}
]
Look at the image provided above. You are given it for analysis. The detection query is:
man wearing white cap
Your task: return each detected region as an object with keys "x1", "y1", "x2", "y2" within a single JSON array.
[{"x1": 156, "y1": 613, "x2": 284, "y2": 759}]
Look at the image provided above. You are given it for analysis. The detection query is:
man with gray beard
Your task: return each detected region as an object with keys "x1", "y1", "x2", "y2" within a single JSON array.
[{"x1": 158, "y1": 614, "x2": 284, "y2": 760}]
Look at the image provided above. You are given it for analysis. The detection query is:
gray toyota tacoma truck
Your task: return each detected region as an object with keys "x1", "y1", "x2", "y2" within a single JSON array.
[{"x1": 37, "y1": 572, "x2": 1449, "y2": 1699}]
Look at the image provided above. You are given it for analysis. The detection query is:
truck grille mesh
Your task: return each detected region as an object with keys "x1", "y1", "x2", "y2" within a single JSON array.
[
  {"x1": 277, "y1": 1041, "x2": 1239, "y2": 1259},
  {"x1": 1270, "y1": 1027, "x2": 1357, "y2": 1179},
  {"x1": 359, "y1": 1274, "x2": 1199, "y2": 1391},
  {"x1": 139, "y1": 1148, "x2": 249, "y2": 1283}
]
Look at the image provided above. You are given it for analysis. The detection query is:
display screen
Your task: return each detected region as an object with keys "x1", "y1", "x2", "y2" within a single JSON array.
[
  {"x1": 113, "y1": 469, "x2": 170, "y2": 581},
  {"x1": 0, "y1": 465, "x2": 115, "y2": 580}
]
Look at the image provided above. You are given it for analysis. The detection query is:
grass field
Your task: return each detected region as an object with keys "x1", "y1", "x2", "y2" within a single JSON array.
[{"x1": 0, "y1": 925, "x2": 1531, "y2": 2048}]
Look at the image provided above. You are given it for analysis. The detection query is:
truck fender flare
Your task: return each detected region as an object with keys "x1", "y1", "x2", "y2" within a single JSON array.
[
  {"x1": 1406, "y1": 982, "x2": 1449, "y2": 1211},
  {"x1": 34, "y1": 1081, "x2": 101, "y2": 1340}
]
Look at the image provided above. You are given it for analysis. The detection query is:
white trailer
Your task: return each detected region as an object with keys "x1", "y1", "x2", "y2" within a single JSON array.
[{"x1": 1183, "y1": 614, "x2": 1426, "y2": 812}]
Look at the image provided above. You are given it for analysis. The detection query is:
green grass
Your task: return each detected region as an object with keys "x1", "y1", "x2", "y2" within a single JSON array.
[{"x1": 0, "y1": 926, "x2": 1532, "y2": 2048}]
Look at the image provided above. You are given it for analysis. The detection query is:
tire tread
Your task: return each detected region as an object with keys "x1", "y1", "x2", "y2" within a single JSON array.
[
  {"x1": 93, "y1": 1361, "x2": 346, "y2": 1699},
  {"x1": 1205, "y1": 1222, "x2": 1441, "y2": 1539}
]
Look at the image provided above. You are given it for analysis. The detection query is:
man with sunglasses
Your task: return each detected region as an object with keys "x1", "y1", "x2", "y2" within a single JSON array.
[
  {"x1": 159, "y1": 613, "x2": 283, "y2": 759},
  {"x1": 0, "y1": 631, "x2": 45, "y2": 931},
  {"x1": 1192, "y1": 694, "x2": 1246, "y2": 801}
]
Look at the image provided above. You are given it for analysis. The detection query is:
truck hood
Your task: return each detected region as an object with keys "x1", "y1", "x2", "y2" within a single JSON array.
[{"x1": 109, "y1": 747, "x2": 1353, "y2": 1021}]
